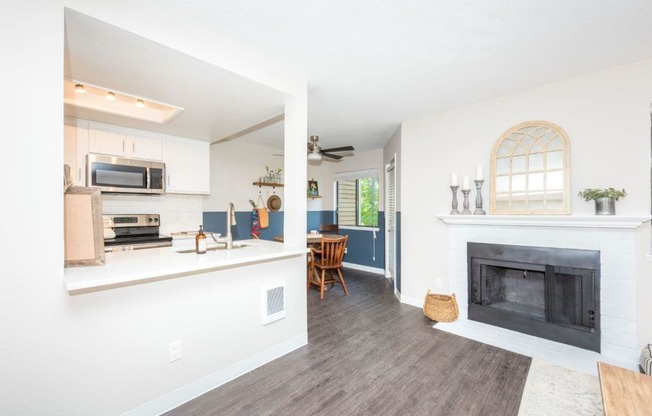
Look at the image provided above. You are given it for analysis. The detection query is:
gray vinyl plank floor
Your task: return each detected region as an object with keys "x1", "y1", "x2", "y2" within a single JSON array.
[{"x1": 165, "y1": 269, "x2": 531, "y2": 416}]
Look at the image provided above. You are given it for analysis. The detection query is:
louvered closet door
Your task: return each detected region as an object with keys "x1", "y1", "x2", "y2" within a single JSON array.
[{"x1": 386, "y1": 159, "x2": 397, "y2": 291}]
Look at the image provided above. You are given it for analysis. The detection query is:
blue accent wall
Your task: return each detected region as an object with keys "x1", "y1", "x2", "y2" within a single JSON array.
[
  {"x1": 202, "y1": 210, "x2": 389, "y2": 272},
  {"x1": 396, "y1": 211, "x2": 401, "y2": 292},
  {"x1": 203, "y1": 211, "x2": 283, "y2": 241},
  {"x1": 307, "y1": 210, "x2": 336, "y2": 231},
  {"x1": 339, "y1": 212, "x2": 385, "y2": 270}
]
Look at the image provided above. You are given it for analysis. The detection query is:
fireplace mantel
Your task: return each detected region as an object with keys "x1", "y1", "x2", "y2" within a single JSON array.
[{"x1": 437, "y1": 215, "x2": 650, "y2": 229}]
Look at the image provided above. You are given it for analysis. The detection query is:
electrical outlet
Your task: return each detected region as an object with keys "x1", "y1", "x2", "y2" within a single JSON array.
[
  {"x1": 435, "y1": 278, "x2": 442, "y2": 288},
  {"x1": 344, "y1": 248, "x2": 348, "y2": 254},
  {"x1": 169, "y1": 340, "x2": 181, "y2": 363}
]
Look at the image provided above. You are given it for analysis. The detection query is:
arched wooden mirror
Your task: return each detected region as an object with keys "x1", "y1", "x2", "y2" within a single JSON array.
[{"x1": 490, "y1": 121, "x2": 570, "y2": 214}]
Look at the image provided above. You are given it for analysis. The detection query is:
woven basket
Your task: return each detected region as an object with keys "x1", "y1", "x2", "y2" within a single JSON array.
[{"x1": 423, "y1": 290, "x2": 459, "y2": 322}]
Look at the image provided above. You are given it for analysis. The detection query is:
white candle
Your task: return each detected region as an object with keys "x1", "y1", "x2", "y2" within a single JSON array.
[
  {"x1": 462, "y1": 175, "x2": 470, "y2": 190},
  {"x1": 476, "y1": 166, "x2": 483, "y2": 181},
  {"x1": 451, "y1": 173, "x2": 458, "y2": 187}
]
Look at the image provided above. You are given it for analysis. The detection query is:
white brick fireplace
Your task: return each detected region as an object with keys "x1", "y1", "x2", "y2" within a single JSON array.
[{"x1": 438, "y1": 215, "x2": 649, "y2": 372}]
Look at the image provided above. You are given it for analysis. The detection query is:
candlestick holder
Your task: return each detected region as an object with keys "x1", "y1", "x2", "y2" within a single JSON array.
[
  {"x1": 473, "y1": 180, "x2": 486, "y2": 215},
  {"x1": 450, "y1": 186, "x2": 460, "y2": 215},
  {"x1": 461, "y1": 189, "x2": 472, "y2": 214}
]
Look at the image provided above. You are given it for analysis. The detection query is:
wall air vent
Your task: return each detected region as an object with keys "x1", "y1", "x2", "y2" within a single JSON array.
[{"x1": 262, "y1": 284, "x2": 286, "y2": 325}]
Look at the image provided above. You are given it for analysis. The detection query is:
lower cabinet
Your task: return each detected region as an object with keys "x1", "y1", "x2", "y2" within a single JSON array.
[{"x1": 163, "y1": 137, "x2": 210, "y2": 194}]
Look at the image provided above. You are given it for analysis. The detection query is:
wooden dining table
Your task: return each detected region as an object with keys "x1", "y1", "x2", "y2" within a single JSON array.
[
  {"x1": 274, "y1": 234, "x2": 343, "y2": 294},
  {"x1": 273, "y1": 234, "x2": 337, "y2": 244}
]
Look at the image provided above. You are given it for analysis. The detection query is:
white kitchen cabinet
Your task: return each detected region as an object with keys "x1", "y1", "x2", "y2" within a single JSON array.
[
  {"x1": 88, "y1": 121, "x2": 163, "y2": 161},
  {"x1": 88, "y1": 122, "x2": 128, "y2": 157},
  {"x1": 129, "y1": 130, "x2": 164, "y2": 160},
  {"x1": 63, "y1": 118, "x2": 88, "y2": 186},
  {"x1": 65, "y1": 118, "x2": 209, "y2": 194},
  {"x1": 164, "y1": 137, "x2": 210, "y2": 194}
]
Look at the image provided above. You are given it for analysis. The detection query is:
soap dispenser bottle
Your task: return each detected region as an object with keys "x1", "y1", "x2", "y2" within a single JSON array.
[{"x1": 195, "y1": 225, "x2": 207, "y2": 254}]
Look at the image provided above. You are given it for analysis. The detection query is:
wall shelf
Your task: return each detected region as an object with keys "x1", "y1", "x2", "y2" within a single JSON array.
[
  {"x1": 307, "y1": 195, "x2": 322, "y2": 199},
  {"x1": 253, "y1": 182, "x2": 284, "y2": 188}
]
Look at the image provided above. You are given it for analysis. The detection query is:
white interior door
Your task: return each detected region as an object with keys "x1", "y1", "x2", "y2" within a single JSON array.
[{"x1": 385, "y1": 158, "x2": 397, "y2": 294}]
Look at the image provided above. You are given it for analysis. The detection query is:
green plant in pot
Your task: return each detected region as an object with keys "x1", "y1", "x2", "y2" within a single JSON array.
[{"x1": 577, "y1": 188, "x2": 626, "y2": 215}]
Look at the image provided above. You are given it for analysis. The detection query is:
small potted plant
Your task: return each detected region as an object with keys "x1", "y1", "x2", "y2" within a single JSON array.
[{"x1": 577, "y1": 188, "x2": 627, "y2": 215}]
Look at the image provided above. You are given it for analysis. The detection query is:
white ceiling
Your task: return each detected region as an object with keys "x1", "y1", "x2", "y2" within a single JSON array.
[{"x1": 65, "y1": 1, "x2": 652, "y2": 152}]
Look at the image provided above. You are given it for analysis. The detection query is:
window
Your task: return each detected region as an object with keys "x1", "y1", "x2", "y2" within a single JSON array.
[
  {"x1": 335, "y1": 169, "x2": 379, "y2": 227},
  {"x1": 490, "y1": 121, "x2": 570, "y2": 214}
]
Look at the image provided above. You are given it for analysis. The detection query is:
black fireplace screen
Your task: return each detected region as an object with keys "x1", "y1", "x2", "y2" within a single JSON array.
[
  {"x1": 476, "y1": 263, "x2": 546, "y2": 321},
  {"x1": 468, "y1": 243, "x2": 600, "y2": 352}
]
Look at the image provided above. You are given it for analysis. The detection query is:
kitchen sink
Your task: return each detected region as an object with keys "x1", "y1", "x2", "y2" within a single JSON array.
[{"x1": 173, "y1": 243, "x2": 248, "y2": 253}]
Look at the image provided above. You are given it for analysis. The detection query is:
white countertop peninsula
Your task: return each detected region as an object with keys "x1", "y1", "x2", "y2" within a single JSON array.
[{"x1": 64, "y1": 239, "x2": 308, "y2": 295}]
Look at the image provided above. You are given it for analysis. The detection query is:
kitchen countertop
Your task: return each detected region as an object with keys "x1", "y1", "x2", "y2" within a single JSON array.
[{"x1": 64, "y1": 239, "x2": 308, "y2": 295}]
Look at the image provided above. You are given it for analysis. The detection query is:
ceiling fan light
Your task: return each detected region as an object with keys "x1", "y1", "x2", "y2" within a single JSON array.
[
  {"x1": 135, "y1": 99, "x2": 145, "y2": 108},
  {"x1": 74, "y1": 83, "x2": 86, "y2": 93},
  {"x1": 307, "y1": 151, "x2": 321, "y2": 162},
  {"x1": 106, "y1": 91, "x2": 117, "y2": 101}
]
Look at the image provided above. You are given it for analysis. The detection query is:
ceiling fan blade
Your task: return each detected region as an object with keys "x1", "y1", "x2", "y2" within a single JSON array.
[
  {"x1": 321, "y1": 145, "x2": 354, "y2": 153},
  {"x1": 321, "y1": 152, "x2": 343, "y2": 160}
]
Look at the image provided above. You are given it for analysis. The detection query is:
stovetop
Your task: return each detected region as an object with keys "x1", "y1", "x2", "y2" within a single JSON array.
[
  {"x1": 103, "y1": 234, "x2": 172, "y2": 252},
  {"x1": 103, "y1": 214, "x2": 172, "y2": 252},
  {"x1": 104, "y1": 234, "x2": 172, "y2": 246}
]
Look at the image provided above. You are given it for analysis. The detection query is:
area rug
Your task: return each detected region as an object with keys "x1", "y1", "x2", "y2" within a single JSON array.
[{"x1": 518, "y1": 358, "x2": 603, "y2": 416}]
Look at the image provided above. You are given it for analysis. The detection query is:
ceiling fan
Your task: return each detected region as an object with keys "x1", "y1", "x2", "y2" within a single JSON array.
[{"x1": 307, "y1": 135, "x2": 355, "y2": 162}]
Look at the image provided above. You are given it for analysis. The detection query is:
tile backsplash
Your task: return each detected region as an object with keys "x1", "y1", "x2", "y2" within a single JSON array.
[{"x1": 102, "y1": 194, "x2": 204, "y2": 235}]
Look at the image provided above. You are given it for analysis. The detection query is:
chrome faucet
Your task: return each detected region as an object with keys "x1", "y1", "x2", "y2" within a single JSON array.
[
  {"x1": 226, "y1": 202, "x2": 236, "y2": 249},
  {"x1": 211, "y1": 202, "x2": 237, "y2": 249}
]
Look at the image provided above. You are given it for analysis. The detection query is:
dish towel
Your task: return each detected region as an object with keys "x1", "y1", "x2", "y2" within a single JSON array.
[
  {"x1": 251, "y1": 210, "x2": 260, "y2": 237},
  {"x1": 257, "y1": 194, "x2": 269, "y2": 229},
  {"x1": 258, "y1": 207, "x2": 269, "y2": 229}
]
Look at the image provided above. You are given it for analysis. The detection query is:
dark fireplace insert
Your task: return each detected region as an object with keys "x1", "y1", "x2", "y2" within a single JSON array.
[{"x1": 467, "y1": 242, "x2": 600, "y2": 352}]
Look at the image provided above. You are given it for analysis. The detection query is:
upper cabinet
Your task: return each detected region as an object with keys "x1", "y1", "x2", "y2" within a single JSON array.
[
  {"x1": 65, "y1": 119, "x2": 210, "y2": 195},
  {"x1": 88, "y1": 122, "x2": 163, "y2": 161},
  {"x1": 64, "y1": 118, "x2": 88, "y2": 186},
  {"x1": 163, "y1": 137, "x2": 210, "y2": 195},
  {"x1": 129, "y1": 130, "x2": 164, "y2": 161}
]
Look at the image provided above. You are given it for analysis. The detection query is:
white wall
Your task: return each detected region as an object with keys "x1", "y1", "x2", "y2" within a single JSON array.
[
  {"x1": 1, "y1": 2, "x2": 308, "y2": 415},
  {"x1": 307, "y1": 164, "x2": 333, "y2": 211},
  {"x1": 401, "y1": 58, "x2": 652, "y2": 348},
  {"x1": 206, "y1": 140, "x2": 285, "y2": 212},
  {"x1": 306, "y1": 148, "x2": 385, "y2": 212}
]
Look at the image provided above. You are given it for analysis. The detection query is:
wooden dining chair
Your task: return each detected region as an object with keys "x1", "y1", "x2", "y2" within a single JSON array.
[
  {"x1": 309, "y1": 235, "x2": 349, "y2": 299},
  {"x1": 318, "y1": 223, "x2": 339, "y2": 234}
]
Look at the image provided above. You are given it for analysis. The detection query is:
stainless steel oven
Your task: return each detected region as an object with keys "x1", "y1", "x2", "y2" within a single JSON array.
[
  {"x1": 87, "y1": 153, "x2": 165, "y2": 194},
  {"x1": 103, "y1": 214, "x2": 172, "y2": 251}
]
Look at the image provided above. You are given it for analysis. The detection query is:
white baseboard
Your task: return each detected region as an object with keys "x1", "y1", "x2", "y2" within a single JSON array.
[
  {"x1": 400, "y1": 294, "x2": 424, "y2": 309},
  {"x1": 122, "y1": 333, "x2": 308, "y2": 416},
  {"x1": 342, "y1": 262, "x2": 384, "y2": 275}
]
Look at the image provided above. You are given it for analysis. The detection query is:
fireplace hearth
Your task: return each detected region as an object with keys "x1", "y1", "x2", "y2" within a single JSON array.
[{"x1": 468, "y1": 242, "x2": 600, "y2": 352}]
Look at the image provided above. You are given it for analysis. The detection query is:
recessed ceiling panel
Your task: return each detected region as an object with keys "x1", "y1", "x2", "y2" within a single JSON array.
[{"x1": 64, "y1": 9, "x2": 286, "y2": 142}]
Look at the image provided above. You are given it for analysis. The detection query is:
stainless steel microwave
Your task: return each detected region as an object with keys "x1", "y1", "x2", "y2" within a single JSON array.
[{"x1": 86, "y1": 153, "x2": 165, "y2": 194}]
